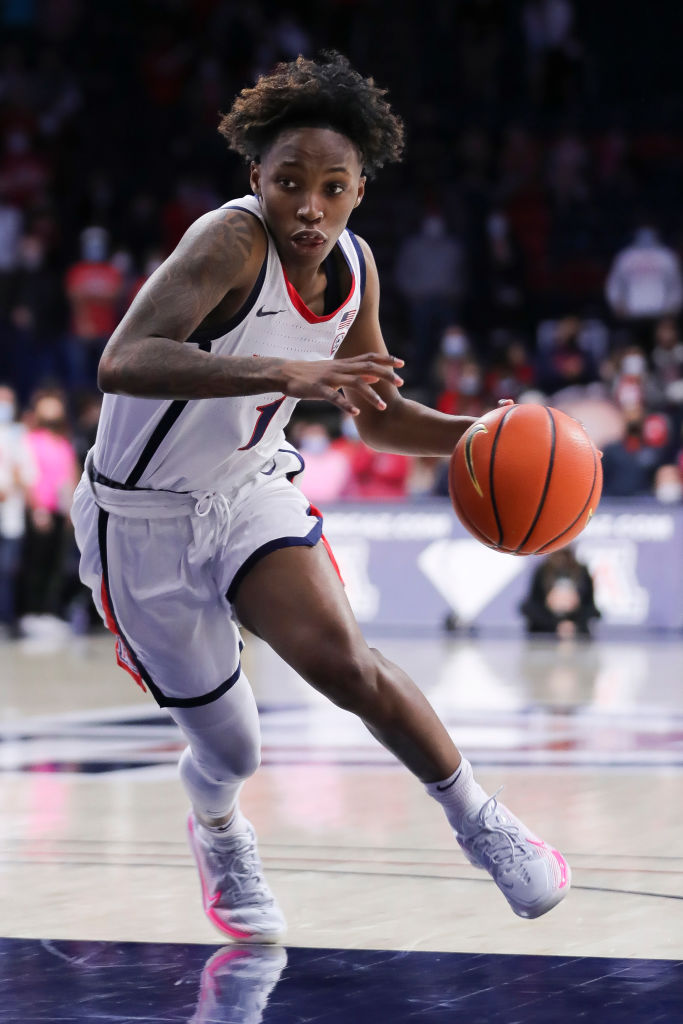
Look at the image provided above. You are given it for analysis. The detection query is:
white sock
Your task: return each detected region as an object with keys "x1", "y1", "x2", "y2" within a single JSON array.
[
  {"x1": 425, "y1": 758, "x2": 489, "y2": 833},
  {"x1": 198, "y1": 806, "x2": 249, "y2": 841}
]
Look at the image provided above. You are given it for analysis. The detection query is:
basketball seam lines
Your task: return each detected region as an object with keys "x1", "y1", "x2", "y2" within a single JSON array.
[
  {"x1": 516, "y1": 406, "x2": 556, "y2": 554},
  {"x1": 489, "y1": 408, "x2": 513, "y2": 548},
  {"x1": 451, "y1": 495, "x2": 496, "y2": 548},
  {"x1": 534, "y1": 441, "x2": 598, "y2": 555}
]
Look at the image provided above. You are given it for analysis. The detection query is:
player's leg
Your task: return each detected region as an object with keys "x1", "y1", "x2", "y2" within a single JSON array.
[
  {"x1": 235, "y1": 542, "x2": 466, "y2": 781},
  {"x1": 172, "y1": 685, "x2": 286, "y2": 944},
  {"x1": 71, "y1": 483, "x2": 284, "y2": 941},
  {"x1": 234, "y1": 542, "x2": 570, "y2": 919}
]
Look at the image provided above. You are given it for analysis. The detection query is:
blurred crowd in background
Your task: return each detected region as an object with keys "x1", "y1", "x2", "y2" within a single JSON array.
[{"x1": 1, "y1": 0, "x2": 683, "y2": 637}]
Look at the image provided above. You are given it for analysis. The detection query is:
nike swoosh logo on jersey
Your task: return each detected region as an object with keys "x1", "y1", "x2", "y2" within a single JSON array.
[{"x1": 256, "y1": 305, "x2": 286, "y2": 317}]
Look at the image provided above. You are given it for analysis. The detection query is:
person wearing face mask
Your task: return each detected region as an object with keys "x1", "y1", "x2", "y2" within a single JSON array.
[
  {"x1": 0, "y1": 386, "x2": 37, "y2": 636},
  {"x1": 520, "y1": 546, "x2": 600, "y2": 640},
  {"x1": 394, "y1": 210, "x2": 466, "y2": 389},
  {"x1": 291, "y1": 419, "x2": 352, "y2": 503},
  {"x1": 434, "y1": 341, "x2": 486, "y2": 420},
  {"x1": 601, "y1": 404, "x2": 674, "y2": 498},
  {"x1": 18, "y1": 392, "x2": 79, "y2": 637},
  {"x1": 64, "y1": 227, "x2": 123, "y2": 393},
  {"x1": 612, "y1": 346, "x2": 663, "y2": 412}
]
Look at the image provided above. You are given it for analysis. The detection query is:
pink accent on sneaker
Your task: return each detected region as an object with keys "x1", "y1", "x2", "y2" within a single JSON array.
[
  {"x1": 528, "y1": 838, "x2": 570, "y2": 888},
  {"x1": 199, "y1": 949, "x2": 249, "y2": 1005},
  {"x1": 187, "y1": 813, "x2": 253, "y2": 940},
  {"x1": 550, "y1": 847, "x2": 570, "y2": 888}
]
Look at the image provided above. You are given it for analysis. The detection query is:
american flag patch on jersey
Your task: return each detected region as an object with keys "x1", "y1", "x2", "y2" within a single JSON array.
[{"x1": 338, "y1": 309, "x2": 357, "y2": 330}]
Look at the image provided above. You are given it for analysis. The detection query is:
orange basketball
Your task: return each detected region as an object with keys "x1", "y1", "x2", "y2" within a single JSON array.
[{"x1": 449, "y1": 403, "x2": 602, "y2": 555}]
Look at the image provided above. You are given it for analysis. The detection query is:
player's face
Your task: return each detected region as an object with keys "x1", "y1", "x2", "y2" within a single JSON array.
[{"x1": 250, "y1": 127, "x2": 365, "y2": 265}]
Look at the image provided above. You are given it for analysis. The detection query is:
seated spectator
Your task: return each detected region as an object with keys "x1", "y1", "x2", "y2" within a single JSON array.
[
  {"x1": 535, "y1": 316, "x2": 598, "y2": 394},
  {"x1": 434, "y1": 330, "x2": 487, "y2": 418},
  {"x1": 611, "y1": 344, "x2": 663, "y2": 411},
  {"x1": 64, "y1": 226, "x2": 123, "y2": 394},
  {"x1": 601, "y1": 404, "x2": 673, "y2": 497},
  {"x1": 335, "y1": 414, "x2": 412, "y2": 501},
  {"x1": 520, "y1": 546, "x2": 600, "y2": 639},
  {"x1": 293, "y1": 420, "x2": 352, "y2": 503},
  {"x1": 484, "y1": 335, "x2": 536, "y2": 403}
]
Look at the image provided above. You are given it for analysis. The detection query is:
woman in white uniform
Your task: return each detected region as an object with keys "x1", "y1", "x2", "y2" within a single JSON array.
[{"x1": 72, "y1": 52, "x2": 570, "y2": 943}]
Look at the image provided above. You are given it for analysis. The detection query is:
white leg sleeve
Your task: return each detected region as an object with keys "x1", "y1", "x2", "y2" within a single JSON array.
[{"x1": 171, "y1": 671, "x2": 262, "y2": 821}]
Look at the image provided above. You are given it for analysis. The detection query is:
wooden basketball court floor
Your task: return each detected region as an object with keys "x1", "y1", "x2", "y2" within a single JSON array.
[{"x1": 1, "y1": 628, "x2": 682, "y2": 1021}]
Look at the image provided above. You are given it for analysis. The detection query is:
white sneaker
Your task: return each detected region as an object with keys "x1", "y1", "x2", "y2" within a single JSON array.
[
  {"x1": 187, "y1": 811, "x2": 287, "y2": 943},
  {"x1": 456, "y1": 793, "x2": 571, "y2": 919},
  {"x1": 188, "y1": 944, "x2": 287, "y2": 1024}
]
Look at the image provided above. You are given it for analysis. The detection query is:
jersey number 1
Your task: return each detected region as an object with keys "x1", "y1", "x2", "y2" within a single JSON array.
[{"x1": 238, "y1": 396, "x2": 286, "y2": 451}]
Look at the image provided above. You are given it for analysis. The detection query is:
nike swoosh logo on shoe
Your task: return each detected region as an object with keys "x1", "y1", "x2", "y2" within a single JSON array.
[
  {"x1": 256, "y1": 305, "x2": 285, "y2": 317},
  {"x1": 208, "y1": 890, "x2": 222, "y2": 907}
]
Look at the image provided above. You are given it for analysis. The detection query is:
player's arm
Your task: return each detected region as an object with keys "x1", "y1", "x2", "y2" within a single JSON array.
[
  {"x1": 337, "y1": 238, "x2": 475, "y2": 456},
  {"x1": 98, "y1": 209, "x2": 401, "y2": 409}
]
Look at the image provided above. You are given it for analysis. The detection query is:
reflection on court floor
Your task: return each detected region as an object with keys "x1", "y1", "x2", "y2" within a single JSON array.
[{"x1": 1, "y1": 937, "x2": 681, "y2": 1023}]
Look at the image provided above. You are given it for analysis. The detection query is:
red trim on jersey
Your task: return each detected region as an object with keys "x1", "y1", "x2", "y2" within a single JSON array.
[
  {"x1": 282, "y1": 265, "x2": 355, "y2": 324},
  {"x1": 100, "y1": 579, "x2": 147, "y2": 693},
  {"x1": 307, "y1": 502, "x2": 345, "y2": 585}
]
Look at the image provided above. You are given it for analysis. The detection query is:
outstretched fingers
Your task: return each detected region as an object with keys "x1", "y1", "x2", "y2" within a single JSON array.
[
  {"x1": 318, "y1": 384, "x2": 361, "y2": 415},
  {"x1": 335, "y1": 353, "x2": 404, "y2": 412},
  {"x1": 282, "y1": 353, "x2": 404, "y2": 414}
]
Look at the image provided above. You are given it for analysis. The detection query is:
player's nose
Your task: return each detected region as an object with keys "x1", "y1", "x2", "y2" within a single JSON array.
[{"x1": 296, "y1": 193, "x2": 324, "y2": 222}]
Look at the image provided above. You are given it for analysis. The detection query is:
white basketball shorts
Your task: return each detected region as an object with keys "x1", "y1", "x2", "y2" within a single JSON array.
[{"x1": 72, "y1": 451, "x2": 323, "y2": 708}]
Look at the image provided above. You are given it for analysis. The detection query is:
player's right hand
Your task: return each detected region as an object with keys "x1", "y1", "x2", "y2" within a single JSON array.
[{"x1": 279, "y1": 352, "x2": 404, "y2": 415}]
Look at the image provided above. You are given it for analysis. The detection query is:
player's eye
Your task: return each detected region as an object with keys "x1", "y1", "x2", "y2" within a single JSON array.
[
  {"x1": 327, "y1": 183, "x2": 345, "y2": 195},
  {"x1": 277, "y1": 178, "x2": 297, "y2": 189}
]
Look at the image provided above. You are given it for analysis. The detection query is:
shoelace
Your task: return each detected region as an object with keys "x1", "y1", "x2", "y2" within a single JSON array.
[
  {"x1": 193, "y1": 491, "x2": 232, "y2": 547},
  {"x1": 210, "y1": 834, "x2": 272, "y2": 905},
  {"x1": 468, "y1": 790, "x2": 533, "y2": 870}
]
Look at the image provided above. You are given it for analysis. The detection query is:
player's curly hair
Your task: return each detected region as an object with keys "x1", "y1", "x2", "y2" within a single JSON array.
[{"x1": 218, "y1": 51, "x2": 404, "y2": 176}]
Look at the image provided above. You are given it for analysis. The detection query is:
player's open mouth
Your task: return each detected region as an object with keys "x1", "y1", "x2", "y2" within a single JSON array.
[{"x1": 290, "y1": 230, "x2": 327, "y2": 251}]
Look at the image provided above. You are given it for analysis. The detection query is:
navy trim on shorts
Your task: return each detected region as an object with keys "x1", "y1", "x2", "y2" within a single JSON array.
[
  {"x1": 278, "y1": 446, "x2": 306, "y2": 481},
  {"x1": 97, "y1": 508, "x2": 242, "y2": 709},
  {"x1": 347, "y1": 230, "x2": 366, "y2": 300},
  {"x1": 226, "y1": 514, "x2": 323, "y2": 603},
  {"x1": 160, "y1": 662, "x2": 242, "y2": 709}
]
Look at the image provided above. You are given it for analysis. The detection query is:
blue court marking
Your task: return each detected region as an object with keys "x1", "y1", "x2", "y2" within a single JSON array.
[{"x1": 0, "y1": 938, "x2": 680, "y2": 1023}]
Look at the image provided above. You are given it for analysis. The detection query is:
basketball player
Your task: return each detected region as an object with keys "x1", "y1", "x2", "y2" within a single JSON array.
[{"x1": 72, "y1": 53, "x2": 570, "y2": 942}]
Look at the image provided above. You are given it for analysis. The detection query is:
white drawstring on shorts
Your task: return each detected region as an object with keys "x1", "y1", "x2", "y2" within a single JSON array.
[{"x1": 192, "y1": 491, "x2": 232, "y2": 547}]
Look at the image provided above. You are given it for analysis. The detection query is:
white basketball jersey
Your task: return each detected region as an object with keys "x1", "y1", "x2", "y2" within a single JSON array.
[{"x1": 93, "y1": 195, "x2": 366, "y2": 493}]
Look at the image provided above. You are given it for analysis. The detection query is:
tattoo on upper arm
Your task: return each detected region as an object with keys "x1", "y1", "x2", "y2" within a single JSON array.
[{"x1": 117, "y1": 210, "x2": 257, "y2": 344}]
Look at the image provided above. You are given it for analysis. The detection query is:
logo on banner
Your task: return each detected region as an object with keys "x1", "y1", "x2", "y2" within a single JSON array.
[{"x1": 576, "y1": 540, "x2": 650, "y2": 623}]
